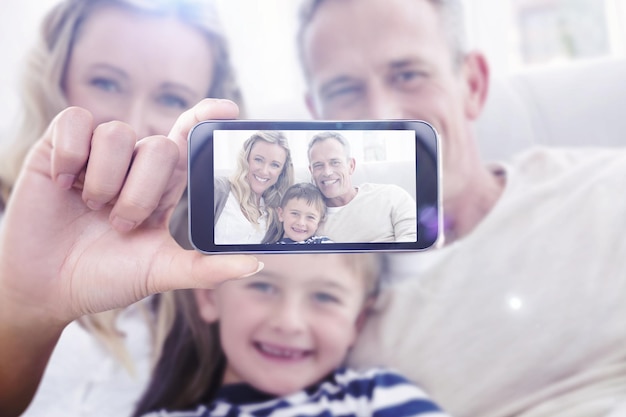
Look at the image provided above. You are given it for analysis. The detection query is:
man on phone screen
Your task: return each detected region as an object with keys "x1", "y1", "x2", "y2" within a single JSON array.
[{"x1": 307, "y1": 131, "x2": 417, "y2": 243}]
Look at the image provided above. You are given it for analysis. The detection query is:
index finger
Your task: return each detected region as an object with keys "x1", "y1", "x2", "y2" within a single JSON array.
[
  {"x1": 48, "y1": 107, "x2": 95, "y2": 189},
  {"x1": 159, "y1": 99, "x2": 239, "y2": 211},
  {"x1": 169, "y1": 98, "x2": 239, "y2": 150}
]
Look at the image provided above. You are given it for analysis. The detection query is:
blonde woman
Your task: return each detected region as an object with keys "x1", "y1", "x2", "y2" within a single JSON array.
[
  {"x1": 0, "y1": 0, "x2": 244, "y2": 415},
  {"x1": 211, "y1": 131, "x2": 294, "y2": 244}
]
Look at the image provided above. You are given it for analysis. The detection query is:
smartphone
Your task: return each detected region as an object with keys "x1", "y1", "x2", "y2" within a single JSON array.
[{"x1": 187, "y1": 120, "x2": 442, "y2": 254}]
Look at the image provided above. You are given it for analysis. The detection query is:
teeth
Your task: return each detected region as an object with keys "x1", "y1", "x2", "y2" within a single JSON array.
[
  {"x1": 258, "y1": 343, "x2": 307, "y2": 359},
  {"x1": 322, "y1": 179, "x2": 337, "y2": 185},
  {"x1": 254, "y1": 175, "x2": 269, "y2": 182}
]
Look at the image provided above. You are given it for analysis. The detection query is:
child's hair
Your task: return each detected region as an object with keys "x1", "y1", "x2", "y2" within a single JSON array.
[
  {"x1": 132, "y1": 253, "x2": 384, "y2": 416},
  {"x1": 261, "y1": 182, "x2": 327, "y2": 244}
]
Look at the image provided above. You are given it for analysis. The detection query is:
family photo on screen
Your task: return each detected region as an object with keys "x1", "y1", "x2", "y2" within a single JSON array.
[{"x1": 211, "y1": 129, "x2": 418, "y2": 245}]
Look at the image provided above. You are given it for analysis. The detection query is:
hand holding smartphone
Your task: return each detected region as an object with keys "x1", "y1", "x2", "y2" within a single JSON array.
[{"x1": 187, "y1": 120, "x2": 442, "y2": 253}]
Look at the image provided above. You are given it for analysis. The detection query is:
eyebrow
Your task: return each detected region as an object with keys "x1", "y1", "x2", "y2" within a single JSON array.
[
  {"x1": 160, "y1": 81, "x2": 203, "y2": 99},
  {"x1": 250, "y1": 270, "x2": 281, "y2": 281},
  {"x1": 388, "y1": 58, "x2": 424, "y2": 69},
  {"x1": 311, "y1": 279, "x2": 351, "y2": 294},
  {"x1": 87, "y1": 63, "x2": 128, "y2": 79},
  {"x1": 318, "y1": 57, "x2": 428, "y2": 95},
  {"x1": 250, "y1": 271, "x2": 351, "y2": 293}
]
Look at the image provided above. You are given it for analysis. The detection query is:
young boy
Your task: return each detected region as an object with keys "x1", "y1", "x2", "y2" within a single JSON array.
[
  {"x1": 134, "y1": 254, "x2": 450, "y2": 416},
  {"x1": 267, "y1": 183, "x2": 333, "y2": 244}
]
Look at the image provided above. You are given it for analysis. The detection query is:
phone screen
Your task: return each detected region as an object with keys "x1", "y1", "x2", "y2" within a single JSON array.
[{"x1": 188, "y1": 120, "x2": 441, "y2": 253}]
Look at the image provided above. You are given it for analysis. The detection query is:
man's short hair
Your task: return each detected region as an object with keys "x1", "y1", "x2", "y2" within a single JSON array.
[
  {"x1": 297, "y1": 0, "x2": 468, "y2": 79},
  {"x1": 307, "y1": 131, "x2": 352, "y2": 161}
]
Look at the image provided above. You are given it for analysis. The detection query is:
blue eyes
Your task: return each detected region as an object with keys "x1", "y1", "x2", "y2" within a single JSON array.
[
  {"x1": 251, "y1": 157, "x2": 282, "y2": 170},
  {"x1": 322, "y1": 69, "x2": 425, "y2": 106},
  {"x1": 326, "y1": 85, "x2": 362, "y2": 101},
  {"x1": 88, "y1": 77, "x2": 189, "y2": 110},
  {"x1": 248, "y1": 282, "x2": 275, "y2": 294},
  {"x1": 90, "y1": 77, "x2": 120, "y2": 93},
  {"x1": 391, "y1": 70, "x2": 425, "y2": 88},
  {"x1": 313, "y1": 161, "x2": 342, "y2": 170},
  {"x1": 247, "y1": 282, "x2": 340, "y2": 305},
  {"x1": 313, "y1": 292, "x2": 339, "y2": 304},
  {"x1": 157, "y1": 93, "x2": 189, "y2": 110}
]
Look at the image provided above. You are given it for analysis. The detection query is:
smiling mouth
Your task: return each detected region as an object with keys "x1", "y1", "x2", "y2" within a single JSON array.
[
  {"x1": 254, "y1": 175, "x2": 270, "y2": 183},
  {"x1": 291, "y1": 226, "x2": 307, "y2": 234},
  {"x1": 255, "y1": 342, "x2": 312, "y2": 360},
  {"x1": 321, "y1": 179, "x2": 339, "y2": 186}
]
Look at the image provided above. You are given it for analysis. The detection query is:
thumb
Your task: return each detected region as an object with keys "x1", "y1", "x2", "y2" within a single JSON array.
[{"x1": 146, "y1": 248, "x2": 263, "y2": 294}]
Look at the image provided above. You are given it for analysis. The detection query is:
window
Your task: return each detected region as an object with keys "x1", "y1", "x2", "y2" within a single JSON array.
[{"x1": 464, "y1": 0, "x2": 626, "y2": 74}]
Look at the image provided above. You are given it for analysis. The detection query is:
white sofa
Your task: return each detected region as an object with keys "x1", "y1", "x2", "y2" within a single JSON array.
[{"x1": 475, "y1": 58, "x2": 626, "y2": 161}]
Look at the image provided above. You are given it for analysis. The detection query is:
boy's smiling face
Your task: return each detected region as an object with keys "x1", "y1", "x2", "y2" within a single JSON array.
[
  {"x1": 194, "y1": 254, "x2": 369, "y2": 396},
  {"x1": 278, "y1": 198, "x2": 323, "y2": 241}
]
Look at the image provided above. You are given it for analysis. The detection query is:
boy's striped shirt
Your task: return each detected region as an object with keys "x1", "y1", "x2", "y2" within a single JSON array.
[{"x1": 145, "y1": 367, "x2": 450, "y2": 417}]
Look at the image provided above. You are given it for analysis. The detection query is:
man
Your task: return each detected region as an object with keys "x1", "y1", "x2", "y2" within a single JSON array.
[
  {"x1": 307, "y1": 131, "x2": 416, "y2": 242},
  {"x1": 298, "y1": 0, "x2": 626, "y2": 417}
]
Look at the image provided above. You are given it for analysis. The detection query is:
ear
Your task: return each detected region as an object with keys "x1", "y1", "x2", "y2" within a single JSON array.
[
  {"x1": 348, "y1": 157, "x2": 356, "y2": 175},
  {"x1": 462, "y1": 51, "x2": 490, "y2": 120},
  {"x1": 348, "y1": 298, "x2": 375, "y2": 347},
  {"x1": 193, "y1": 289, "x2": 220, "y2": 323},
  {"x1": 355, "y1": 297, "x2": 375, "y2": 332},
  {"x1": 305, "y1": 91, "x2": 320, "y2": 119},
  {"x1": 277, "y1": 206, "x2": 285, "y2": 222}
]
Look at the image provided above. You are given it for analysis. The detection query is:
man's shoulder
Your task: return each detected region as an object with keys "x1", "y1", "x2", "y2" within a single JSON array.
[
  {"x1": 499, "y1": 146, "x2": 626, "y2": 188},
  {"x1": 358, "y1": 182, "x2": 410, "y2": 195},
  {"x1": 508, "y1": 146, "x2": 626, "y2": 173}
]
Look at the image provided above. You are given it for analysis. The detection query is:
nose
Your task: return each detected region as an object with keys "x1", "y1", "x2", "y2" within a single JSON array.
[
  {"x1": 125, "y1": 100, "x2": 159, "y2": 138},
  {"x1": 269, "y1": 297, "x2": 307, "y2": 335},
  {"x1": 323, "y1": 164, "x2": 333, "y2": 177},
  {"x1": 366, "y1": 83, "x2": 406, "y2": 120}
]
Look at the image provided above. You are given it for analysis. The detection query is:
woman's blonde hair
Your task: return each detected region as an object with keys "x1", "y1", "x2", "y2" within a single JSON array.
[
  {"x1": 229, "y1": 130, "x2": 295, "y2": 227},
  {"x1": 0, "y1": 0, "x2": 244, "y2": 202},
  {"x1": 0, "y1": 0, "x2": 244, "y2": 373}
]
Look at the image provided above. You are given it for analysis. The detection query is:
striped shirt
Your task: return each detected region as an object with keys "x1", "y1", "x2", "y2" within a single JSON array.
[
  {"x1": 276, "y1": 235, "x2": 333, "y2": 244},
  {"x1": 145, "y1": 367, "x2": 449, "y2": 417}
]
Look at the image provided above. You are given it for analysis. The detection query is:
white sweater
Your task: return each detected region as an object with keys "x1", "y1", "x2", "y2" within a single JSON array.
[{"x1": 349, "y1": 147, "x2": 626, "y2": 417}]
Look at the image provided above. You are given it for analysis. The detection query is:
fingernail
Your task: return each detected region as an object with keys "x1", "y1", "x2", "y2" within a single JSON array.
[
  {"x1": 57, "y1": 174, "x2": 76, "y2": 190},
  {"x1": 111, "y1": 216, "x2": 136, "y2": 233},
  {"x1": 239, "y1": 261, "x2": 264, "y2": 279}
]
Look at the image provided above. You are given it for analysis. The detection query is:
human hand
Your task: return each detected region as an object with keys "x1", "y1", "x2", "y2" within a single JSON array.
[{"x1": 0, "y1": 99, "x2": 261, "y2": 328}]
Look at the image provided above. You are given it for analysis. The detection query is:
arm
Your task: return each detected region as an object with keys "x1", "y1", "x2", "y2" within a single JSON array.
[
  {"x1": 0, "y1": 99, "x2": 261, "y2": 416},
  {"x1": 390, "y1": 185, "x2": 418, "y2": 242}
]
